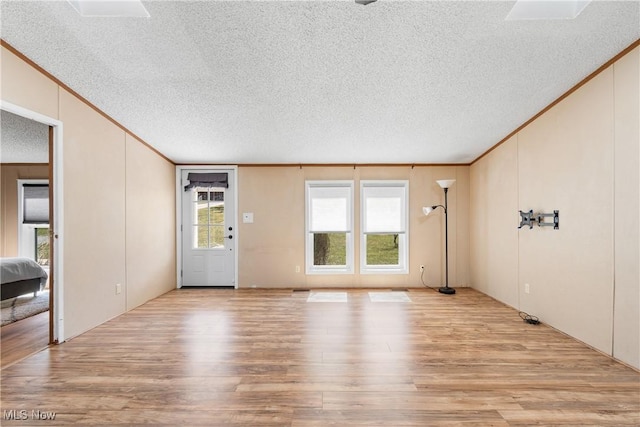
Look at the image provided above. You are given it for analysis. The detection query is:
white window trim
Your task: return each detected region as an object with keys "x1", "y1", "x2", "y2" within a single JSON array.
[
  {"x1": 305, "y1": 180, "x2": 354, "y2": 275},
  {"x1": 360, "y1": 180, "x2": 409, "y2": 274}
]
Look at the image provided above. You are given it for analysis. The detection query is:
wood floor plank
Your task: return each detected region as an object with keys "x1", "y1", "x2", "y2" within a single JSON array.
[
  {"x1": 1, "y1": 310, "x2": 49, "y2": 369},
  {"x1": 322, "y1": 390, "x2": 524, "y2": 411},
  {"x1": 75, "y1": 409, "x2": 293, "y2": 426},
  {"x1": 498, "y1": 409, "x2": 640, "y2": 426},
  {"x1": 1, "y1": 288, "x2": 639, "y2": 425},
  {"x1": 292, "y1": 409, "x2": 511, "y2": 427}
]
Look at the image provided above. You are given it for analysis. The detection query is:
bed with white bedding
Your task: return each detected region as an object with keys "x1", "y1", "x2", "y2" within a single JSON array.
[{"x1": 0, "y1": 257, "x2": 48, "y2": 301}]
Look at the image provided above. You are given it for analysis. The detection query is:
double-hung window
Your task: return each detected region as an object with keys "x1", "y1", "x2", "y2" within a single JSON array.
[
  {"x1": 360, "y1": 180, "x2": 409, "y2": 274},
  {"x1": 305, "y1": 181, "x2": 354, "y2": 274}
]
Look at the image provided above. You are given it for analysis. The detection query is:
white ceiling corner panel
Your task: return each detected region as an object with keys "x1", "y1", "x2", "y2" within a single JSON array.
[
  {"x1": 506, "y1": 0, "x2": 592, "y2": 21},
  {"x1": 0, "y1": 1, "x2": 638, "y2": 164},
  {"x1": 67, "y1": 0, "x2": 150, "y2": 18}
]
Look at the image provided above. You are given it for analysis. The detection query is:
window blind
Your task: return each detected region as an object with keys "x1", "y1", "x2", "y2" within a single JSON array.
[
  {"x1": 362, "y1": 185, "x2": 406, "y2": 233},
  {"x1": 23, "y1": 184, "x2": 49, "y2": 224},
  {"x1": 308, "y1": 186, "x2": 351, "y2": 232}
]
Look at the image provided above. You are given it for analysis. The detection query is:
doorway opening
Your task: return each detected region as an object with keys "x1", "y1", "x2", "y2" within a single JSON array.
[
  {"x1": 1, "y1": 101, "x2": 64, "y2": 346},
  {"x1": 176, "y1": 166, "x2": 238, "y2": 289}
]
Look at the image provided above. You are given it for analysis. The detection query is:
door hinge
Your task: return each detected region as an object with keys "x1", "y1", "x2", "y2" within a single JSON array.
[
  {"x1": 180, "y1": 270, "x2": 183, "y2": 277},
  {"x1": 180, "y1": 225, "x2": 183, "y2": 232}
]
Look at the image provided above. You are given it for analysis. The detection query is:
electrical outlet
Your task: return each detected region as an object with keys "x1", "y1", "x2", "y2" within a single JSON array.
[
  {"x1": 115, "y1": 283, "x2": 122, "y2": 295},
  {"x1": 295, "y1": 265, "x2": 301, "y2": 273},
  {"x1": 524, "y1": 283, "x2": 530, "y2": 294}
]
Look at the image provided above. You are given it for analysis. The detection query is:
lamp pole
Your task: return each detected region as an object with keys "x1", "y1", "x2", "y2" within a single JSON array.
[
  {"x1": 440, "y1": 187, "x2": 455, "y2": 294},
  {"x1": 423, "y1": 179, "x2": 456, "y2": 294}
]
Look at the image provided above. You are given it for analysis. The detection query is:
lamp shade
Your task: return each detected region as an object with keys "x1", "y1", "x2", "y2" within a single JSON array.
[
  {"x1": 422, "y1": 206, "x2": 434, "y2": 216},
  {"x1": 436, "y1": 179, "x2": 456, "y2": 189}
]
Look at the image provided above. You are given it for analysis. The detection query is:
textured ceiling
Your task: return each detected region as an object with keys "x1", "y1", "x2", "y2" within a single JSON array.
[
  {"x1": 1, "y1": 1, "x2": 638, "y2": 164},
  {"x1": 0, "y1": 110, "x2": 49, "y2": 163}
]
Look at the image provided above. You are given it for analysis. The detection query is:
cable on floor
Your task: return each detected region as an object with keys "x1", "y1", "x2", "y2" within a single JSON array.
[
  {"x1": 519, "y1": 311, "x2": 540, "y2": 325},
  {"x1": 420, "y1": 268, "x2": 439, "y2": 293}
]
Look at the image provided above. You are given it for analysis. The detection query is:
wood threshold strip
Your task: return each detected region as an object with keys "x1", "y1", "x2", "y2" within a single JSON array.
[
  {"x1": 0, "y1": 39, "x2": 174, "y2": 165},
  {"x1": 472, "y1": 38, "x2": 640, "y2": 165}
]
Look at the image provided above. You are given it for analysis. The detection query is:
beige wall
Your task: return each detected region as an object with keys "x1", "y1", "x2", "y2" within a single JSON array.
[
  {"x1": 613, "y1": 47, "x2": 640, "y2": 368},
  {"x1": 125, "y1": 134, "x2": 176, "y2": 310},
  {"x1": 469, "y1": 137, "x2": 519, "y2": 308},
  {"x1": 60, "y1": 88, "x2": 128, "y2": 335},
  {"x1": 470, "y1": 47, "x2": 640, "y2": 369},
  {"x1": 1, "y1": 46, "x2": 176, "y2": 340},
  {"x1": 0, "y1": 164, "x2": 49, "y2": 257},
  {"x1": 0, "y1": 47, "x2": 58, "y2": 119},
  {"x1": 238, "y1": 165, "x2": 469, "y2": 289}
]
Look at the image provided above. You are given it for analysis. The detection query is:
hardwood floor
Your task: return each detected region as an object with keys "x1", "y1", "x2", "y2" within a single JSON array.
[
  {"x1": 1, "y1": 288, "x2": 638, "y2": 425},
  {"x1": 1, "y1": 310, "x2": 49, "y2": 369}
]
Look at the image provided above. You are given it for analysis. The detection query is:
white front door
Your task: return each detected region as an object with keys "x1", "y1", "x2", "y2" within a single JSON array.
[{"x1": 181, "y1": 169, "x2": 236, "y2": 287}]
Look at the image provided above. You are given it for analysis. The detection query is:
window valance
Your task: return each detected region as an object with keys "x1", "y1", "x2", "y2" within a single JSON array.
[{"x1": 184, "y1": 173, "x2": 228, "y2": 191}]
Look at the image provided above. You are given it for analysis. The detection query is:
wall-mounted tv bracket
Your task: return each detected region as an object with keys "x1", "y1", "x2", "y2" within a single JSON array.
[
  {"x1": 537, "y1": 210, "x2": 559, "y2": 229},
  {"x1": 518, "y1": 210, "x2": 559, "y2": 230},
  {"x1": 518, "y1": 210, "x2": 535, "y2": 229}
]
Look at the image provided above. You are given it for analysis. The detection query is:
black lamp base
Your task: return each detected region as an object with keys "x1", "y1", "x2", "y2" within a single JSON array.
[{"x1": 438, "y1": 286, "x2": 456, "y2": 295}]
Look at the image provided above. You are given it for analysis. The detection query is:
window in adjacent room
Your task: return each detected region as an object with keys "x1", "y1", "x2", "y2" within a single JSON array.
[
  {"x1": 305, "y1": 181, "x2": 354, "y2": 274},
  {"x1": 18, "y1": 180, "x2": 50, "y2": 267},
  {"x1": 35, "y1": 227, "x2": 50, "y2": 266},
  {"x1": 360, "y1": 180, "x2": 409, "y2": 274}
]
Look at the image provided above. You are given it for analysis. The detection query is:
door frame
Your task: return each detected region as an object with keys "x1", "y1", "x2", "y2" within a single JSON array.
[
  {"x1": 175, "y1": 165, "x2": 238, "y2": 289},
  {"x1": 1, "y1": 100, "x2": 65, "y2": 343}
]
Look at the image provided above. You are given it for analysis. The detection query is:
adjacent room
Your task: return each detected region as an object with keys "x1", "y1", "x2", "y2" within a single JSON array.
[
  {"x1": 0, "y1": 110, "x2": 51, "y2": 367},
  {"x1": 0, "y1": 0, "x2": 638, "y2": 425}
]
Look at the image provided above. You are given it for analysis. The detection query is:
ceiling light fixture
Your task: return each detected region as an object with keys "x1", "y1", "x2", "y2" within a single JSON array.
[
  {"x1": 506, "y1": 0, "x2": 591, "y2": 20},
  {"x1": 67, "y1": 0, "x2": 150, "y2": 18},
  {"x1": 355, "y1": 0, "x2": 377, "y2": 5}
]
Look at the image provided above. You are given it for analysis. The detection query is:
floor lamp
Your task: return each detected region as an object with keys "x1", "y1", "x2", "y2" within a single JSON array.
[{"x1": 422, "y1": 179, "x2": 456, "y2": 295}]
